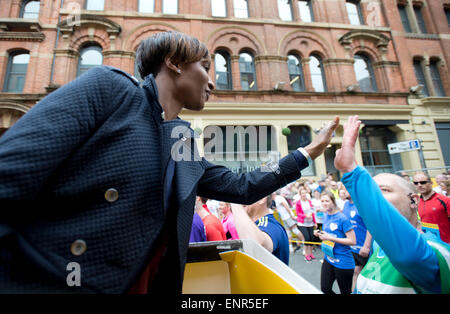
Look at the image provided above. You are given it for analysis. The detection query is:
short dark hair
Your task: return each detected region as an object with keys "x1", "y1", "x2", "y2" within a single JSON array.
[{"x1": 136, "y1": 31, "x2": 210, "y2": 78}]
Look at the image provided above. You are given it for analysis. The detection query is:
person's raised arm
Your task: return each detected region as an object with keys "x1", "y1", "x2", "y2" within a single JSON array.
[
  {"x1": 335, "y1": 116, "x2": 440, "y2": 293},
  {"x1": 230, "y1": 203, "x2": 273, "y2": 252},
  {"x1": 198, "y1": 117, "x2": 340, "y2": 205}
]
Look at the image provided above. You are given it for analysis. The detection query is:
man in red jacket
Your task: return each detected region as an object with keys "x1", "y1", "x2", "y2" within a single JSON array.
[{"x1": 413, "y1": 172, "x2": 450, "y2": 243}]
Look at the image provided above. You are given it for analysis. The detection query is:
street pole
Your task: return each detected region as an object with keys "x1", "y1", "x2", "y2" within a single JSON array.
[{"x1": 418, "y1": 139, "x2": 427, "y2": 173}]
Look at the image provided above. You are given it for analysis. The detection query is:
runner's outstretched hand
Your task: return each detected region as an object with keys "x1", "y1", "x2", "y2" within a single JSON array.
[{"x1": 334, "y1": 115, "x2": 361, "y2": 173}]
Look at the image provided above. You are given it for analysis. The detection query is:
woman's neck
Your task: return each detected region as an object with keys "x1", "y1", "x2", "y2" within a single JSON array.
[{"x1": 155, "y1": 74, "x2": 183, "y2": 121}]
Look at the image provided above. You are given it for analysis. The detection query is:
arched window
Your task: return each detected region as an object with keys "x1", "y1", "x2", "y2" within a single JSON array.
[
  {"x1": 346, "y1": 1, "x2": 364, "y2": 25},
  {"x1": 278, "y1": 0, "x2": 293, "y2": 21},
  {"x1": 234, "y1": 0, "x2": 249, "y2": 18},
  {"x1": 354, "y1": 54, "x2": 377, "y2": 92},
  {"x1": 77, "y1": 45, "x2": 103, "y2": 77},
  {"x1": 413, "y1": 59, "x2": 429, "y2": 96},
  {"x1": 20, "y1": 1, "x2": 40, "y2": 19},
  {"x1": 3, "y1": 52, "x2": 30, "y2": 92},
  {"x1": 430, "y1": 60, "x2": 445, "y2": 96},
  {"x1": 239, "y1": 52, "x2": 257, "y2": 90},
  {"x1": 85, "y1": 0, "x2": 104, "y2": 11},
  {"x1": 287, "y1": 54, "x2": 305, "y2": 91},
  {"x1": 214, "y1": 50, "x2": 232, "y2": 90},
  {"x1": 309, "y1": 54, "x2": 326, "y2": 92},
  {"x1": 138, "y1": 0, "x2": 154, "y2": 13},
  {"x1": 211, "y1": 0, "x2": 227, "y2": 17},
  {"x1": 162, "y1": 0, "x2": 178, "y2": 14}
]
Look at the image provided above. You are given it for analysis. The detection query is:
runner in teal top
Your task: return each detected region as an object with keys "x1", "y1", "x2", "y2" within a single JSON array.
[{"x1": 335, "y1": 115, "x2": 450, "y2": 294}]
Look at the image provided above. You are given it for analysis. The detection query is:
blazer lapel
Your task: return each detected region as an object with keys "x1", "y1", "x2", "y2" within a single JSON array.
[{"x1": 160, "y1": 119, "x2": 204, "y2": 209}]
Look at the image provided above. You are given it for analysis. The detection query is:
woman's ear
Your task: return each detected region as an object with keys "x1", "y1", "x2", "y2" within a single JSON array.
[{"x1": 164, "y1": 56, "x2": 181, "y2": 74}]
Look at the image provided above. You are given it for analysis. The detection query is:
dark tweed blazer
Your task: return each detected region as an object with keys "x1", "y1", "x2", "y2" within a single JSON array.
[{"x1": 0, "y1": 66, "x2": 308, "y2": 294}]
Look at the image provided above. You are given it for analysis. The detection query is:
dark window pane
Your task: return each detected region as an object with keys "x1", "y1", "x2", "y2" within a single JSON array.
[
  {"x1": 430, "y1": 61, "x2": 445, "y2": 96},
  {"x1": 287, "y1": 55, "x2": 304, "y2": 91},
  {"x1": 398, "y1": 5, "x2": 412, "y2": 32},
  {"x1": 215, "y1": 52, "x2": 232, "y2": 90},
  {"x1": 414, "y1": 7, "x2": 427, "y2": 33},
  {"x1": 239, "y1": 53, "x2": 256, "y2": 90},
  {"x1": 413, "y1": 60, "x2": 429, "y2": 96},
  {"x1": 4, "y1": 53, "x2": 30, "y2": 92}
]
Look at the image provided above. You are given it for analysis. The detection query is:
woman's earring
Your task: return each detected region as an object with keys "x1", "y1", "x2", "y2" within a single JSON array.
[{"x1": 177, "y1": 69, "x2": 181, "y2": 74}]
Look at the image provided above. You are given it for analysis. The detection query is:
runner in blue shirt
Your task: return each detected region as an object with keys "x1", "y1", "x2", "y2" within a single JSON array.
[
  {"x1": 231, "y1": 195, "x2": 290, "y2": 265},
  {"x1": 314, "y1": 190, "x2": 356, "y2": 294}
]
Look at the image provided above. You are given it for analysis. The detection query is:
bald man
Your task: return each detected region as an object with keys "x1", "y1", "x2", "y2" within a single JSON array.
[{"x1": 334, "y1": 116, "x2": 450, "y2": 294}]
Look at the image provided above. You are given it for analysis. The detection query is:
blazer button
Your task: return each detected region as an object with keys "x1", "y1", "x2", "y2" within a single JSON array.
[
  {"x1": 71, "y1": 239, "x2": 87, "y2": 256},
  {"x1": 105, "y1": 188, "x2": 119, "y2": 203}
]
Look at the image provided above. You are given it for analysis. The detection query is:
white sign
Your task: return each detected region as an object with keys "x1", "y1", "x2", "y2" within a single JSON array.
[{"x1": 388, "y1": 139, "x2": 421, "y2": 154}]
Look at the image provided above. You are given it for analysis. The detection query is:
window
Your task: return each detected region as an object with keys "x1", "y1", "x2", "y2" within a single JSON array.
[
  {"x1": 278, "y1": 0, "x2": 293, "y2": 21},
  {"x1": 445, "y1": 8, "x2": 450, "y2": 27},
  {"x1": 138, "y1": 0, "x2": 154, "y2": 13},
  {"x1": 239, "y1": 52, "x2": 257, "y2": 90},
  {"x1": 214, "y1": 51, "x2": 232, "y2": 90},
  {"x1": 211, "y1": 0, "x2": 227, "y2": 17},
  {"x1": 346, "y1": 1, "x2": 364, "y2": 25},
  {"x1": 162, "y1": 0, "x2": 178, "y2": 14},
  {"x1": 287, "y1": 125, "x2": 315, "y2": 176},
  {"x1": 359, "y1": 126, "x2": 402, "y2": 176},
  {"x1": 234, "y1": 0, "x2": 249, "y2": 18},
  {"x1": 77, "y1": 45, "x2": 103, "y2": 77},
  {"x1": 21, "y1": 1, "x2": 40, "y2": 19},
  {"x1": 309, "y1": 55, "x2": 326, "y2": 92},
  {"x1": 430, "y1": 60, "x2": 445, "y2": 97},
  {"x1": 3, "y1": 52, "x2": 30, "y2": 92},
  {"x1": 413, "y1": 59, "x2": 429, "y2": 96},
  {"x1": 414, "y1": 6, "x2": 427, "y2": 33},
  {"x1": 298, "y1": 0, "x2": 313, "y2": 22},
  {"x1": 85, "y1": 0, "x2": 104, "y2": 10},
  {"x1": 287, "y1": 54, "x2": 305, "y2": 91},
  {"x1": 398, "y1": 5, "x2": 412, "y2": 32},
  {"x1": 354, "y1": 54, "x2": 377, "y2": 92}
]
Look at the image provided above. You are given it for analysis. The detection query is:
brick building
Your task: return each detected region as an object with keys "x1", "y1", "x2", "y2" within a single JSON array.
[{"x1": 0, "y1": 0, "x2": 449, "y2": 179}]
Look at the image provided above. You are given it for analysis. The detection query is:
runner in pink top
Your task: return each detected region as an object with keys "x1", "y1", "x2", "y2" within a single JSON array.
[{"x1": 219, "y1": 201, "x2": 240, "y2": 240}]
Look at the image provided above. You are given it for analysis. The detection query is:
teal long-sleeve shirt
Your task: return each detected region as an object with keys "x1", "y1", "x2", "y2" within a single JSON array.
[{"x1": 342, "y1": 166, "x2": 440, "y2": 293}]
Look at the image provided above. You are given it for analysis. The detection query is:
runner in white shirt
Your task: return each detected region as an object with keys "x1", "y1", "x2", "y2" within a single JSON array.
[{"x1": 273, "y1": 191, "x2": 304, "y2": 246}]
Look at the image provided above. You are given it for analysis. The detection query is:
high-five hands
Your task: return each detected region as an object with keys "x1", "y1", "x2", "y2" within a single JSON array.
[
  {"x1": 334, "y1": 115, "x2": 361, "y2": 174},
  {"x1": 304, "y1": 116, "x2": 340, "y2": 160}
]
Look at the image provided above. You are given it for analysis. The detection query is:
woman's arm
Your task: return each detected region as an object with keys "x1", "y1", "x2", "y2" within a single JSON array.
[{"x1": 318, "y1": 229, "x2": 356, "y2": 246}]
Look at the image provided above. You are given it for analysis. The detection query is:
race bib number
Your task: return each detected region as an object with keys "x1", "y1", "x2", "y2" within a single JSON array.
[
  {"x1": 422, "y1": 222, "x2": 440, "y2": 240},
  {"x1": 321, "y1": 240, "x2": 335, "y2": 258}
]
